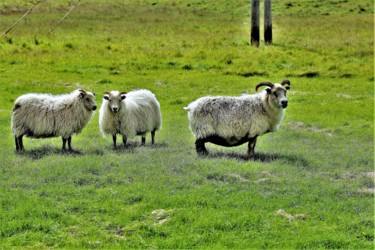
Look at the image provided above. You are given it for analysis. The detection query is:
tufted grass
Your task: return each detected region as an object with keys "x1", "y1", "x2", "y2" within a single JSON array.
[{"x1": 0, "y1": 0, "x2": 373, "y2": 248}]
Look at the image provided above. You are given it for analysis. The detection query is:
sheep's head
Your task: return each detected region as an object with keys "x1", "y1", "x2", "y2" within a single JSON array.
[
  {"x1": 79, "y1": 89, "x2": 97, "y2": 111},
  {"x1": 103, "y1": 91, "x2": 127, "y2": 114},
  {"x1": 256, "y1": 79, "x2": 291, "y2": 109}
]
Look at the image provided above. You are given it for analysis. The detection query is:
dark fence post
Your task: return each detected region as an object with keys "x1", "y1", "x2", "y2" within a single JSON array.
[
  {"x1": 264, "y1": 0, "x2": 272, "y2": 45},
  {"x1": 251, "y1": 0, "x2": 260, "y2": 46}
]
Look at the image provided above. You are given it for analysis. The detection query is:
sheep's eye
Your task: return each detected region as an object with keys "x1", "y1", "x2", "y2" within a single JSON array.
[
  {"x1": 274, "y1": 92, "x2": 278, "y2": 97},
  {"x1": 86, "y1": 98, "x2": 90, "y2": 101}
]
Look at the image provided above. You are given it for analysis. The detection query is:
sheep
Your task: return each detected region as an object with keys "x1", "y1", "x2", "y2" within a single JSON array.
[
  {"x1": 183, "y1": 79, "x2": 291, "y2": 156},
  {"x1": 99, "y1": 89, "x2": 162, "y2": 148},
  {"x1": 11, "y1": 89, "x2": 97, "y2": 152}
]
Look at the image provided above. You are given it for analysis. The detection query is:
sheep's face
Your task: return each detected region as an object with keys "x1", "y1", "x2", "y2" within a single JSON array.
[
  {"x1": 103, "y1": 91, "x2": 126, "y2": 114},
  {"x1": 266, "y1": 84, "x2": 289, "y2": 109},
  {"x1": 79, "y1": 90, "x2": 97, "y2": 111}
]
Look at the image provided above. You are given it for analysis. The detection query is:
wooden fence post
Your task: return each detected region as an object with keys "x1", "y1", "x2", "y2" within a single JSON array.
[
  {"x1": 264, "y1": 0, "x2": 272, "y2": 45},
  {"x1": 251, "y1": 0, "x2": 260, "y2": 46}
]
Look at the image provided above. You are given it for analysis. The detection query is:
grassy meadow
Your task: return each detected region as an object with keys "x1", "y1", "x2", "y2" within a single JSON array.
[{"x1": 0, "y1": 0, "x2": 374, "y2": 248}]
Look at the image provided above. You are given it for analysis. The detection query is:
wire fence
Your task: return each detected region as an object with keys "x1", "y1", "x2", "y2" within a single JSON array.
[{"x1": 1, "y1": 0, "x2": 81, "y2": 38}]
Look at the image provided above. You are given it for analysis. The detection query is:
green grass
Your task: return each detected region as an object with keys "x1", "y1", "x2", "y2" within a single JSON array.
[{"x1": 0, "y1": 0, "x2": 374, "y2": 248}]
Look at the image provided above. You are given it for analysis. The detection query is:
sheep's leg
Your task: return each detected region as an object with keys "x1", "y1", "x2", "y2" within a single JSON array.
[
  {"x1": 62, "y1": 137, "x2": 68, "y2": 151},
  {"x1": 141, "y1": 136, "x2": 146, "y2": 146},
  {"x1": 122, "y1": 136, "x2": 127, "y2": 146},
  {"x1": 112, "y1": 135, "x2": 117, "y2": 149},
  {"x1": 67, "y1": 137, "x2": 72, "y2": 151},
  {"x1": 19, "y1": 136, "x2": 24, "y2": 151},
  {"x1": 151, "y1": 130, "x2": 156, "y2": 145},
  {"x1": 195, "y1": 138, "x2": 208, "y2": 155},
  {"x1": 247, "y1": 136, "x2": 258, "y2": 157},
  {"x1": 15, "y1": 135, "x2": 24, "y2": 151},
  {"x1": 15, "y1": 136, "x2": 19, "y2": 151}
]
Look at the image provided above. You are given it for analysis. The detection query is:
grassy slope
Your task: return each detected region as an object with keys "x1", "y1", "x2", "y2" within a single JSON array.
[{"x1": 0, "y1": 0, "x2": 374, "y2": 248}]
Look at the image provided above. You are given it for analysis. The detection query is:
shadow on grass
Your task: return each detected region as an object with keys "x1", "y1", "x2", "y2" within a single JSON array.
[
  {"x1": 95, "y1": 142, "x2": 169, "y2": 154},
  {"x1": 17, "y1": 145, "x2": 83, "y2": 160},
  {"x1": 206, "y1": 151, "x2": 281, "y2": 162},
  {"x1": 17, "y1": 142, "x2": 169, "y2": 159},
  {"x1": 204, "y1": 151, "x2": 310, "y2": 167}
]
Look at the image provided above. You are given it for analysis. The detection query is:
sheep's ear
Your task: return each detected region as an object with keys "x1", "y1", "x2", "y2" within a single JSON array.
[
  {"x1": 285, "y1": 86, "x2": 291, "y2": 91},
  {"x1": 103, "y1": 92, "x2": 110, "y2": 100},
  {"x1": 266, "y1": 88, "x2": 272, "y2": 94},
  {"x1": 93, "y1": 92, "x2": 97, "y2": 96},
  {"x1": 120, "y1": 92, "x2": 127, "y2": 100}
]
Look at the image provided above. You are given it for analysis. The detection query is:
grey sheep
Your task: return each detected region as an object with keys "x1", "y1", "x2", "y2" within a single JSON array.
[{"x1": 183, "y1": 80, "x2": 291, "y2": 156}]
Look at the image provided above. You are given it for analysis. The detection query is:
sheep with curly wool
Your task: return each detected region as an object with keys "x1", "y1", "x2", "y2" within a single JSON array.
[
  {"x1": 183, "y1": 79, "x2": 291, "y2": 156},
  {"x1": 99, "y1": 89, "x2": 162, "y2": 148},
  {"x1": 11, "y1": 89, "x2": 97, "y2": 151}
]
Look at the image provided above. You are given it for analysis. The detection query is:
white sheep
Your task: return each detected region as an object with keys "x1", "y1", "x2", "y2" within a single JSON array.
[
  {"x1": 11, "y1": 89, "x2": 97, "y2": 151},
  {"x1": 183, "y1": 79, "x2": 291, "y2": 156},
  {"x1": 99, "y1": 89, "x2": 162, "y2": 148}
]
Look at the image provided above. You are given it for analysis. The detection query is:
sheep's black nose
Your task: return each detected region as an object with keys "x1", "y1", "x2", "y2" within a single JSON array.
[
  {"x1": 112, "y1": 107, "x2": 118, "y2": 113},
  {"x1": 92, "y1": 105, "x2": 97, "y2": 111},
  {"x1": 281, "y1": 100, "x2": 288, "y2": 108}
]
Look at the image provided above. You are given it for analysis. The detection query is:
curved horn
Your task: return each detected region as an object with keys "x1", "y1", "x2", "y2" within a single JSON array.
[
  {"x1": 255, "y1": 82, "x2": 274, "y2": 92},
  {"x1": 281, "y1": 79, "x2": 290, "y2": 86},
  {"x1": 281, "y1": 79, "x2": 291, "y2": 90},
  {"x1": 78, "y1": 89, "x2": 86, "y2": 98}
]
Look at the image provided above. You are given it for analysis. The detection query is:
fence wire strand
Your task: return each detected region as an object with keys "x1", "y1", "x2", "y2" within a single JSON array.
[
  {"x1": 46, "y1": 1, "x2": 80, "y2": 37},
  {"x1": 1, "y1": 1, "x2": 41, "y2": 38}
]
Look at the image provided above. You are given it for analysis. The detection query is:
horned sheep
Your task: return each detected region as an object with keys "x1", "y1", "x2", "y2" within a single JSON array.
[
  {"x1": 183, "y1": 79, "x2": 291, "y2": 156},
  {"x1": 99, "y1": 89, "x2": 162, "y2": 148},
  {"x1": 11, "y1": 89, "x2": 97, "y2": 151}
]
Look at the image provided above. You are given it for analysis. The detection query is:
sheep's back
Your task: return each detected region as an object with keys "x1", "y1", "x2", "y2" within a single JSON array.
[
  {"x1": 126, "y1": 90, "x2": 161, "y2": 125},
  {"x1": 187, "y1": 95, "x2": 267, "y2": 139},
  {"x1": 12, "y1": 92, "x2": 91, "y2": 138},
  {"x1": 120, "y1": 90, "x2": 162, "y2": 137},
  {"x1": 12, "y1": 94, "x2": 55, "y2": 137}
]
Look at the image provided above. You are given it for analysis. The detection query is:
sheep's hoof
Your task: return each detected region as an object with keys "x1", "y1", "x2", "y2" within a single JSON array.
[
  {"x1": 62, "y1": 147, "x2": 80, "y2": 154},
  {"x1": 69, "y1": 149, "x2": 81, "y2": 155},
  {"x1": 247, "y1": 150, "x2": 255, "y2": 158},
  {"x1": 196, "y1": 149, "x2": 209, "y2": 156}
]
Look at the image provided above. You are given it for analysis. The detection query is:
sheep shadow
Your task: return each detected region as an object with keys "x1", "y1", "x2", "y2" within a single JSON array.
[
  {"x1": 205, "y1": 151, "x2": 281, "y2": 162},
  {"x1": 16, "y1": 142, "x2": 169, "y2": 159},
  {"x1": 204, "y1": 150, "x2": 310, "y2": 166},
  {"x1": 108, "y1": 142, "x2": 169, "y2": 154},
  {"x1": 17, "y1": 145, "x2": 83, "y2": 160}
]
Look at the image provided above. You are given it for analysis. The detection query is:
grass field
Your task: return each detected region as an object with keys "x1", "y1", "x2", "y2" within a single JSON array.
[{"x1": 0, "y1": 0, "x2": 374, "y2": 248}]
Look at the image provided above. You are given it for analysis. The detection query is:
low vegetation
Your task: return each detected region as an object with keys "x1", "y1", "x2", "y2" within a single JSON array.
[{"x1": 0, "y1": 0, "x2": 373, "y2": 248}]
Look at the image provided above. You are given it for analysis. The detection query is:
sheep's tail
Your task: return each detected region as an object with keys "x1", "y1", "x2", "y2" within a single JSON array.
[{"x1": 183, "y1": 107, "x2": 190, "y2": 111}]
